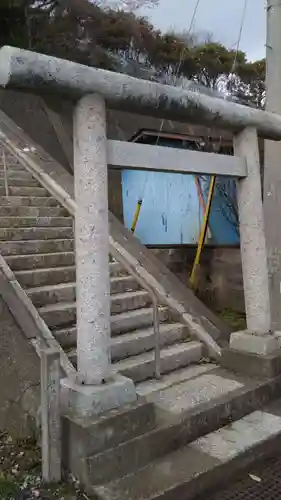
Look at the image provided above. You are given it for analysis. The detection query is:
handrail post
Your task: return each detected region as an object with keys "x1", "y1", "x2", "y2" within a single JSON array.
[{"x1": 41, "y1": 347, "x2": 61, "y2": 484}]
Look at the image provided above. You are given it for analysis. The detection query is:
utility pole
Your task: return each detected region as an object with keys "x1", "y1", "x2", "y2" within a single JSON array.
[{"x1": 263, "y1": 0, "x2": 281, "y2": 331}]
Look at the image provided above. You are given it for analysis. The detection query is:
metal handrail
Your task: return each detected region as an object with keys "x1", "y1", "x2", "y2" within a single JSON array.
[
  {"x1": 152, "y1": 296, "x2": 161, "y2": 380},
  {"x1": 2, "y1": 149, "x2": 9, "y2": 197},
  {"x1": 120, "y1": 269, "x2": 162, "y2": 380}
]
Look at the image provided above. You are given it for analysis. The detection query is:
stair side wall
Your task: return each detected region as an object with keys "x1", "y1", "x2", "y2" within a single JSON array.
[{"x1": 0, "y1": 291, "x2": 40, "y2": 438}]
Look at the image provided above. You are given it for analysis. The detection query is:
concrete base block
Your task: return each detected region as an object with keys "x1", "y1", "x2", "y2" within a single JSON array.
[
  {"x1": 60, "y1": 374, "x2": 137, "y2": 418},
  {"x1": 274, "y1": 331, "x2": 281, "y2": 348},
  {"x1": 221, "y1": 347, "x2": 281, "y2": 378},
  {"x1": 229, "y1": 330, "x2": 279, "y2": 355}
]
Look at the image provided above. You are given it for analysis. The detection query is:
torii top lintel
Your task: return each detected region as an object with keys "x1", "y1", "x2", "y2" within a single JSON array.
[{"x1": 0, "y1": 45, "x2": 280, "y2": 141}]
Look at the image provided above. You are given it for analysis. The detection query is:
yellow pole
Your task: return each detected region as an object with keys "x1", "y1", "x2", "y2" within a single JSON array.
[
  {"x1": 131, "y1": 199, "x2": 143, "y2": 233},
  {"x1": 190, "y1": 175, "x2": 216, "y2": 288}
]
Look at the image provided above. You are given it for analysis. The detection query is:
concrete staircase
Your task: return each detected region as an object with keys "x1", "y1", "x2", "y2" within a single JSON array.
[
  {"x1": 0, "y1": 150, "x2": 204, "y2": 391},
  {"x1": 2, "y1": 131, "x2": 281, "y2": 500}
]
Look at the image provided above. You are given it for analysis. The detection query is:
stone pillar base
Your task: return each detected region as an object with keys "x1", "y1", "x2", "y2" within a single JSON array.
[
  {"x1": 61, "y1": 374, "x2": 137, "y2": 418},
  {"x1": 221, "y1": 331, "x2": 281, "y2": 378},
  {"x1": 230, "y1": 330, "x2": 279, "y2": 355}
]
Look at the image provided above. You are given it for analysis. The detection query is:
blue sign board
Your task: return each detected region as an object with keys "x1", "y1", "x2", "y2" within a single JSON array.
[{"x1": 121, "y1": 134, "x2": 240, "y2": 246}]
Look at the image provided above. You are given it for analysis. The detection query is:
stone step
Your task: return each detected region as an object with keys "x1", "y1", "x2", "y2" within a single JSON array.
[
  {"x1": 0, "y1": 177, "x2": 40, "y2": 187},
  {"x1": 39, "y1": 301, "x2": 76, "y2": 329},
  {"x1": 0, "y1": 170, "x2": 34, "y2": 179},
  {"x1": 27, "y1": 282, "x2": 76, "y2": 306},
  {"x1": 0, "y1": 165, "x2": 26, "y2": 172},
  {"x1": 0, "y1": 157, "x2": 23, "y2": 165},
  {"x1": 0, "y1": 238, "x2": 74, "y2": 256},
  {"x1": 53, "y1": 326, "x2": 77, "y2": 348},
  {"x1": 27, "y1": 277, "x2": 140, "y2": 307},
  {"x1": 16, "y1": 266, "x2": 76, "y2": 288},
  {"x1": 0, "y1": 216, "x2": 73, "y2": 228},
  {"x1": 113, "y1": 341, "x2": 203, "y2": 384},
  {"x1": 5, "y1": 253, "x2": 128, "y2": 278},
  {"x1": 111, "y1": 307, "x2": 169, "y2": 336},
  {"x1": 136, "y1": 363, "x2": 216, "y2": 398},
  {"x1": 0, "y1": 226, "x2": 73, "y2": 241},
  {"x1": 0, "y1": 167, "x2": 24, "y2": 174},
  {"x1": 66, "y1": 322, "x2": 190, "y2": 360},
  {"x1": 37, "y1": 290, "x2": 156, "y2": 323},
  {"x1": 110, "y1": 276, "x2": 139, "y2": 295},
  {"x1": 0, "y1": 186, "x2": 48, "y2": 196},
  {"x1": 65, "y1": 369, "x2": 281, "y2": 492},
  {"x1": 112, "y1": 323, "x2": 189, "y2": 361},
  {"x1": 41, "y1": 303, "x2": 168, "y2": 332},
  {"x1": 111, "y1": 291, "x2": 151, "y2": 315},
  {"x1": 0, "y1": 196, "x2": 60, "y2": 206},
  {"x1": 6, "y1": 251, "x2": 75, "y2": 271},
  {"x1": 0, "y1": 206, "x2": 69, "y2": 217},
  {"x1": 110, "y1": 261, "x2": 127, "y2": 277},
  {"x1": 94, "y1": 399, "x2": 281, "y2": 500},
  {"x1": 63, "y1": 401, "x2": 157, "y2": 479},
  {"x1": 0, "y1": 154, "x2": 21, "y2": 165}
]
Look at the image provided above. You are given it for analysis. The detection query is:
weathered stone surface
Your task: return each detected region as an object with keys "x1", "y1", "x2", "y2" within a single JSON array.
[
  {"x1": 41, "y1": 348, "x2": 61, "y2": 483},
  {"x1": 0, "y1": 296, "x2": 40, "y2": 436},
  {"x1": 1, "y1": 46, "x2": 281, "y2": 140},
  {"x1": 0, "y1": 205, "x2": 68, "y2": 217},
  {"x1": 0, "y1": 216, "x2": 73, "y2": 227},
  {"x1": 0, "y1": 185, "x2": 48, "y2": 196},
  {"x1": 145, "y1": 373, "x2": 243, "y2": 416},
  {"x1": 60, "y1": 374, "x2": 136, "y2": 418},
  {"x1": 193, "y1": 410, "x2": 281, "y2": 461},
  {"x1": 114, "y1": 341, "x2": 203, "y2": 383},
  {"x1": 221, "y1": 347, "x2": 281, "y2": 378},
  {"x1": 0, "y1": 226, "x2": 73, "y2": 241},
  {"x1": 16, "y1": 266, "x2": 76, "y2": 288},
  {"x1": 6, "y1": 251, "x2": 75, "y2": 271},
  {"x1": 62, "y1": 400, "x2": 156, "y2": 478},
  {"x1": 230, "y1": 330, "x2": 279, "y2": 355},
  {"x1": 0, "y1": 195, "x2": 60, "y2": 206},
  {"x1": 234, "y1": 128, "x2": 271, "y2": 333},
  {"x1": 74, "y1": 93, "x2": 111, "y2": 385},
  {"x1": 136, "y1": 364, "x2": 216, "y2": 397},
  {"x1": 94, "y1": 400, "x2": 281, "y2": 500}
]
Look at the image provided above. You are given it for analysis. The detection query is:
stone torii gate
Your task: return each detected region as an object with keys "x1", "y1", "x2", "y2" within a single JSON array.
[{"x1": 0, "y1": 45, "x2": 281, "y2": 416}]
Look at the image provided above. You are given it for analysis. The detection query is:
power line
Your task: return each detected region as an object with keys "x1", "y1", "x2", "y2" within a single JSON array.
[
  {"x1": 175, "y1": 0, "x2": 201, "y2": 78},
  {"x1": 231, "y1": 0, "x2": 248, "y2": 73},
  {"x1": 156, "y1": 0, "x2": 202, "y2": 145},
  {"x1": 227, "y1": 0, "x2": 248, "y2": 98}
]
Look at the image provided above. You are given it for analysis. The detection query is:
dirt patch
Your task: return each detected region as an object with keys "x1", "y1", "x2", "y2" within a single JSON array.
[{"x1": 0, "y1": 433, "x2": 92, "y2": 500}]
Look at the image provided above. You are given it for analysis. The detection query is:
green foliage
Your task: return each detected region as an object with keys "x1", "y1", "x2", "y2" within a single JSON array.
[
  {"x1": 191, "y1": 43, "x2": 247, "y2": 87},
  {"x1": 0, "y1": 473, "x2": 20, "y2": 500},
  {"x1": 0, "y1": 0, "x2": 266, "y2": 106}
]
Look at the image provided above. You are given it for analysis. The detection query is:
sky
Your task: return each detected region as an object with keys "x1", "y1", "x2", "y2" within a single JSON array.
[{"x1": 141, "y1": 0, "x2": 266, "y2": 62}]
